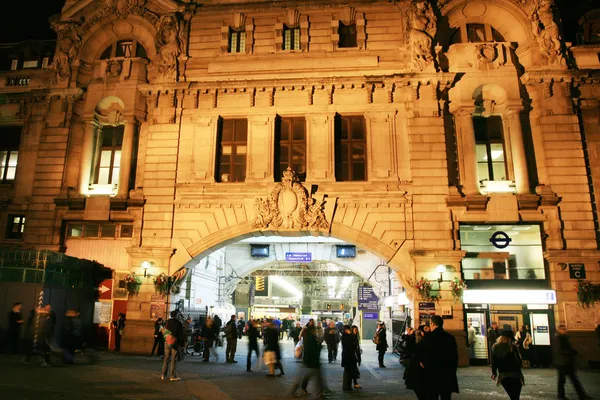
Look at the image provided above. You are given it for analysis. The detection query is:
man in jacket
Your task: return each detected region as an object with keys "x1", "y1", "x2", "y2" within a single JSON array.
[
  {"x1": 553, "y1": 325, "x2": 591, "y2": 400},
  {"x1": 420, "y1": 315, "x2": 459, "y2": 400},
  {"x1": 225, "y1": 315, "x2": 238, "y2": 363},
  {"x1": 246, "y1": 319, "x2": 259, "y2": 372},
  {"x1": 6, "y1": 302, "x2": 23, "y2": 355},
  {"x1": 487, "y1": 322, "x2": 500, "y2": 361},
  {"x1": 201, "y1": 317, "x2": 218, "y2": 362},
  {"x1": 325, "y1": 321, "x2": 340, "y2": 363},
  {"x1": 161, "y1": 310, "x2": 184, "y2": 381},
  {"x1": 375, "y1": 321, "x2": 388, "y2": 368}
]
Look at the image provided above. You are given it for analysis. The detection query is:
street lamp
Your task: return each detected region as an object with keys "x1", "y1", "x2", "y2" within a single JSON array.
[
  {"x1": 141, "y1": 261, "x2": 155, "y2": 277},
  {"x1": 436, "y1": 264, "x2": 446, "y2": 283}
]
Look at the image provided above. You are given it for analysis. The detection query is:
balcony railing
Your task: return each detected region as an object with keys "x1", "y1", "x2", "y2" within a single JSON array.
[{"x1": 5, "y1": 76, "x2": 30, "y2": 87}]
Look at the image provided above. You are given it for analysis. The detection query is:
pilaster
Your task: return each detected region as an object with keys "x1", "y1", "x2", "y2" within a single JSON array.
[{"x1": 306, "y1": 112, "x2": 335, "y2": 182}]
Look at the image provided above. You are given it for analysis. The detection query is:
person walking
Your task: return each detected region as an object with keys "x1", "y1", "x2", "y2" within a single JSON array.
[
  {"x1": 6, "y1": 302, "x2": 23, "y2": 355},
  {"x1": 341, "y1": 325, "x2": 360, "y2": 391},
  {"x1": 201, "y1": 317, "x2": 218, "y2": 362},
  {"x1": 405, "y1": 327, "x2": 427, "y2": 399},
  {"x1": 264, "y1": 319, "x2": 285, "y2": 377},
  {"x1": 246, "y1": 319, "x2": 260, "y2": 372},
  {"x1": 151, "y1": 318, "x2": 164, "y2": 357},
  {"x1": 62, "y1": 309, "x2": 82, "y2": 364},
  {"x1": 325, "y1": 321, "x2": 340, "y2": 363},
  {"x1": 375, "y1": 321, "x2": 388, "y2": 368},
  {"x1": 515, "y1": 325, "x2": 532, "y2": 367},
  {"x1": 24, "y1": 305, "x2": 53, "y2": 367},
  {"x1": 161, "y1": 310, "x2": 184, "y2": 381},
  {"x1": 290, "y1": 319, "x2": 325, "y2": 398},
  {"x1": 351, "y1": 325, "x2": 362, "y2": 389},
  {"x1": 237, "y1": 318, "x2": 245, "y2": 340},
  {"x1": 491, "y1": 330, "x2": 524, "y2": 400},
  {"x1": 225, "y1": 315, "x2": 238, "y2": 363},
  {"x1": 113, "y1": 313, "x2": 125, "y2": 352},
  {"x1": 488, "y1": 322, "x2": 501, "y2": 361},
  {"x1": 213, "y1": 314, "x2": 222, "y2": 347},
  {"x1": 553, "y1": 325, "x2": 592, "y2": 400},
  {"x1": 290, "y1": 322, "x2": 302, "y2": 346},
  {"x1": 421, "y1": 315, "x2": 459, "y2": 400}
]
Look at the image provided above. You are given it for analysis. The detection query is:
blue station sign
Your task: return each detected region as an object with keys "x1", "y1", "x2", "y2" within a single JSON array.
[{"x1": 285, "y1": 252, "x2": 312, "y2": 262}]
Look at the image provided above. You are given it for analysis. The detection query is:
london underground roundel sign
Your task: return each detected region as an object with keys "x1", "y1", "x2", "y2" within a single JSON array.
[{"x1": 490, "y1": 231, "x2": 512, "y2": 249}]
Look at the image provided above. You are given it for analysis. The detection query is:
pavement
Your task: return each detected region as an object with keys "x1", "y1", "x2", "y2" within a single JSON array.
[{"x1": 0, "y1": 338, "x2": 599, "y2": 400}]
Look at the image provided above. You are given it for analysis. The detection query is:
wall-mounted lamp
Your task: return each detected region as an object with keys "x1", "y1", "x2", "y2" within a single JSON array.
[
  {"x1": 142, "y1": 261, "x2": 156, "y2": 277},
  {"x1": 436, "y1": 264, "x2": 447, "y2": 283}
]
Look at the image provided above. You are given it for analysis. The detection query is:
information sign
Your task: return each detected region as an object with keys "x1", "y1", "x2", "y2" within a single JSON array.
[
  {"x1": 358, "y1": 285, "x2": 379, "y2": 310},
  {"x1": 285, "y1": 252, "x2": 312, "y2": 262}
]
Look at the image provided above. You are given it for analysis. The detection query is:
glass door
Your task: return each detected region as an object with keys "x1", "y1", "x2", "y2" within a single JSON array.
[{"x1": 466, "y1": 312, "x2": 488, "y2": 365}]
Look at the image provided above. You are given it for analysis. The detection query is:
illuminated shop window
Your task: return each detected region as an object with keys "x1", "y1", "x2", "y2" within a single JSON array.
[{"x1": 460, "y1": 225, "x2": 545, "y2": 281}]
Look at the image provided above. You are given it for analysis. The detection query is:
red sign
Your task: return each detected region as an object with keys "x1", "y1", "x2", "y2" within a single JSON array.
[{"x1": 98, "y1": 279, "x2": 113, "y2": 300}]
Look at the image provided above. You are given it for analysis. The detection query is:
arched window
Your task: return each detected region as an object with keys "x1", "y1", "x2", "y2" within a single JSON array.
[
  {"x1": 99, "y1": 40, "x2": 147, "y2": 60},
  {"x1": 451, "y1": 23, "x2": 505, "y2": 45}
]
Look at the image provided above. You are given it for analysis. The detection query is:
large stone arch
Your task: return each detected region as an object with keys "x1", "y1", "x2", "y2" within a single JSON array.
[
  {"x1": 439, "y1": 0, "x2": 535, "y2": 46},
  {"x1": 79, "y1": 17, "x2": 158, "y2": 65}
]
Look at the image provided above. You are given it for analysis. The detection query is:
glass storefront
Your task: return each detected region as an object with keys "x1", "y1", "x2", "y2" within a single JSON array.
[{"x1": 460, "y1": 225, "x2": 545, "y2": 280}]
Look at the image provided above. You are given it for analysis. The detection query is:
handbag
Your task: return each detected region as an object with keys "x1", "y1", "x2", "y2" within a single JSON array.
[{"x1": 294, "y1": 338, "x2": 304, "y2": 359}]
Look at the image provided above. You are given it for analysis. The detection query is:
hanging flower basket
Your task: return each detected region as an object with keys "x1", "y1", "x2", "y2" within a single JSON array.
[
  {"x1": 153, "y1": 273, "x2": 170, "y2": 295},
  {"x1": 576, "y1": 280, "x2": 600, "y2": 308},
  {"x1": 414, "y1": 277, "x2": 440, "y2": 302},
  {"x1": 449, "y1": 278, "x2": 467, "y2": 303},
  {"x1": 124, "y1": 273, "x2": 142, "y2": 297}
]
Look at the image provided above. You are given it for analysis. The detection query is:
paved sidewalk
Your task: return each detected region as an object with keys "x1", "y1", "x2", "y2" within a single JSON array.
[{"x1": 0, "y1": 339, "x2": 598, "y2": 399}]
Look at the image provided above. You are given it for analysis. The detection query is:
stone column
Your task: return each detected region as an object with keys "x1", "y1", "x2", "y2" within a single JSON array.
[
  {"x1": 503, "y1": 109, "x2": 530, "y2": 194},
  {"x1": 452, "y1": 107, "x2": 479, "y2": 195},
  {"x1": 306, "y1": 112, "x2": 335, "y2": 182},
  {"x1": 78, "y1": 119, "x2": 98, "y2": 194},
  {"x1": 117, "y1": 116, "x2": 137, "y2": 197}
]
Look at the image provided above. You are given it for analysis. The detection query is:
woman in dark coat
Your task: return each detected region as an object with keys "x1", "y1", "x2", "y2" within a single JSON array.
[
  {"x1": 151, "y1": 318, "x2": 164, "y2": 357},
  {"x1": 491, "y1": 330, "x2": 524, "y2": 400},
  {"x1": 201, "y1": 317, "x2": 217, "y2": 362},
  {"x1": 351, "y1": 325, "x2": 362, "y2": 388},
  {"x1": 375, "y1": 321, "x2": 388, "y2": 368},
  {"x1": 341, "y1": 325, "x2": 360, "y2": 391},
  {"x1": 404, "y1": 327, "x2": 427, "y2": 399}
]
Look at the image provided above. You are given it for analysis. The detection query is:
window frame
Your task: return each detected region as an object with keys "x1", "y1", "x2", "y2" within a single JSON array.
[
  {"x1": 92, "y1": 125, "x2": 124, "y2": 186},
  {"x1": 66, "y1": 222, "x2": 134, "y2": 239},
  {"x1": 216, "y1": 118, "x2": 248, "y2": 183},
  {"x1": 335, "y1": 115, "x2": 368, "y2": 182},
  {"x1": 0, "y1": 126, "x2": 21, "y2": 183},
  {"x1": 338, "y1": 22, "x2": 358, "y2": 48},
  {"x1": 228, "y1": 29, "x2": 246, "y2": 53},
  {"x1": 474, "y1": 116, "x2": 508, "y2": 183},
  {"x1": 275, "y1": 117, "x2": 307, "y2": 182},
  {"x1": 5, "y1": 214, "x2": 25, "y2": 240},
  {"x1": 99, "y1": 39, "x2": 147, "y2": 60},
  {"x1": 283, "y1": 25, "x2": 301, "y2": 51}
]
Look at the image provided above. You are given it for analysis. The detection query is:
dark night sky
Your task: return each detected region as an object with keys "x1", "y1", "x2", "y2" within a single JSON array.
[
  {"x1": 0, "y1": 1, "x2": 64, "y2": 43},
  {"x1": 0, "y1": 0, "x2": 597, "y2": 44}
]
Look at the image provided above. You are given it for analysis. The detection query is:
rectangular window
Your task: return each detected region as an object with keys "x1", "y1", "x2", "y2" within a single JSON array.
[
  {"x1": 467, "y1": 24, "x2": 486, "y2": 42},
  {"x1": 0, "y1": 126, "x2": 21, "y2": 183},
  {"x1": 67, "y1": 222, "x2": 132, "y2": 239},
  {"x1": 339, "y1": 22, "x2": 358, "y2": 48},
  {"x1": 83, "y1": 223, "x2": 100, "y2": 238},
  {"x1": 335, "y1": 115, "x2": 367, "y2": 182},
  {"x1": 460, "y1": 225, "x2": 545, "y2": 281},
  {"x1": 474, "y1": 117, "x2": 507, "y2": 183},
  {"x1": 101, "y1": 224, "x2": 116, "y2": 238},
  {"x1": 120, "y1": 224, "x2": 134, "y2": 238},
  {"x1": 229, "y1": 30, "x2": 246, "y2": 53},
  {"x1": 67, "y1": 223, "x2": 83, "y2": 237},
  {"x1": 283, "y1": 26, "x2": 301, "y2": 50},
  {"x1": 6, "y1": 215, "x2": 25, "y2": 240},
  {"x1": 92, "y1": 126, "x2": 123, "y2": 185},
  {"x1": 216, "y1": 119, "x2": 247, "y2": 183},
  {"x1": 275, "y1": 117, "x2": 306, "y2": 181}
]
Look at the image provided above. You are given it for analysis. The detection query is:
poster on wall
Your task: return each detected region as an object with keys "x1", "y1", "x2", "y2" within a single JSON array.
[
  {"x1": 93, "y1": 302, "x2": 112, "y2": 324},
  {"x1": 564, "y1": 302, "x2": 600, "y2": 330},
  {"x1": 150, "y1": 294, "x2": 166, "y2": 319}
]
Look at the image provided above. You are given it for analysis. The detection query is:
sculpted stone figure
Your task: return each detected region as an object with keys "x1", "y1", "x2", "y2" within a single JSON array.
[
  {"x1": 406, "y1": 0, "x2": 437, "y2": 71},
  {"x1": 149, "y1": 14, "x2": 187, "y2": 81},
  {"x1": 50, "y1": 22, "x2": 82, "y2": 84},
  {"x1": 521, "y1": 0, "x2": 564, "y2": 65}
]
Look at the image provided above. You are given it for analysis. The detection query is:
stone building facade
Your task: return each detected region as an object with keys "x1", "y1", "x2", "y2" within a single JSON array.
[{"x1": 1, "y1": 0, "x2": 599, "y2": 365}]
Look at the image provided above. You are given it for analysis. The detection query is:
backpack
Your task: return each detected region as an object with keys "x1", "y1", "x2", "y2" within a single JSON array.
[
  {"x1": 372, "y1": 331, "x2": 380, "y2": 345},
  {"x1": 162, "y1": 328, "x2": 177, "y2": 348}
]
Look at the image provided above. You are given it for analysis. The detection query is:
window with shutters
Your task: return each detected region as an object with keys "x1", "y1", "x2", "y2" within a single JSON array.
[
  {"x1": 216, "y1": 119, "x2": 248, "y2": 183},
  {"x1": 335, "y1": 115, "x2": 367, "y2": 182}
]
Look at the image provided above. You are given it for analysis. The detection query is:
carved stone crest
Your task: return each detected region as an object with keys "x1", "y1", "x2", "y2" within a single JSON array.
[
  {"x1": 253, "y1": 168, "x2": 329, "y2": 230},
  {"x1": 106, "y1": 60, "x2": 123, "y2": 77},
  {"x1": 476, "y1": 44, "x2": 497, "y2": 64}
]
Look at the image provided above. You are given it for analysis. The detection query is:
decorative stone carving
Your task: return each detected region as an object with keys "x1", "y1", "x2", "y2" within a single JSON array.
[
  {"x1": 253, "y1": 168, "x2": 329, "y2": 230},
  {"x1": 106, "y1": 60, "x2": 123, "y2": 77},
  {"x1": 102, "y1": 0, "x2": 147, "y2": 19},
  {"x1": 405, "y1": 0, "x2": 437, "y2": 71},
  {"x1": 50, "y1": 21, "x2": 82, "y2": 84},
  {"x1": 148, "y1": 13, "x2": 188, "y2": 81},
  {"x1": 476, "y1": 43, "x2": 498, "y2": 64},
  {"x1": 520, "y1": 0, "x2": 565, "y2": 65}
]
